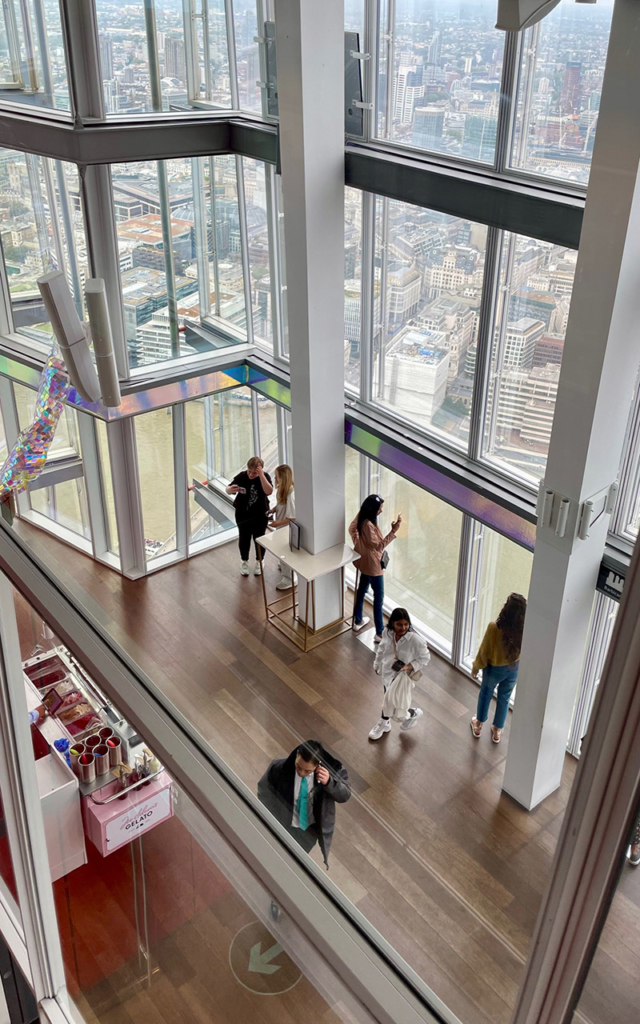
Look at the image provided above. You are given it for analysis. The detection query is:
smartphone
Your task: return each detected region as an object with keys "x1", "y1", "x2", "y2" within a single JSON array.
[
  {"x1": 392, "y1": 659, "x2": 405, "y2": 672},
  {"x1": 236, "y1": 487, "x2": 247, "y2": 495}
]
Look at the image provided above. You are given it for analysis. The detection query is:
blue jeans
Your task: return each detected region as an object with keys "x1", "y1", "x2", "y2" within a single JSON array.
[
  {"x1": 476, "y1": 662, "x2": 519, "y2": 729},
  {"x1": 354, "y1": 573, "x2": 384, "y2": 635}
]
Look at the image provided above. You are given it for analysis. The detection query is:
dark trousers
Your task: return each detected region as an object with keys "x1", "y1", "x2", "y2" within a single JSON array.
[
  {"x1": 288, "y1": 826, "x2": 318, "y2": 855},
  {"x1": 354, "y1": 573, "x2": 385, "y2": 635},
  {"x1": 237, "y1": 517, "x2": 268, "y2": 561}
]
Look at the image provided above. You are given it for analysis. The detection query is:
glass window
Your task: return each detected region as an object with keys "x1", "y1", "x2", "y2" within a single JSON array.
[
  {"x1": 372, "y1": 460, "x2": 463, "y2": 652},
  {"x1": 372, "y1": 197, "x2": 486, "y2": 448},
  {"x1": 570, "y1": 799, "x2": 639, "y2": 1024},
  {"x1": 96, "y1": 0, "x2": 232, "y2": 114},
  {"x1": 567, "y1": 592, "x2": 618, "y2": 758},
  {"x1": 376, "y1": 0, "x2": 505, "y2": 164},
  {"x1": 14, "y1": 384, "x2": 80, "y2": 460},
  {"x1": 0, "y1": 0, "x2": 70, "y2": 114},
  {"x1": 186, "y1": 388, "x2": 254, "y2": 544},
  {"x1": 345, "y1": 187, "x2": 363, "y2": 394},
  {"x1": 483, "y1": 231, "x2": 576, "y2": 483},
  {"x1": 0, "y1": 770, "x2": 21, "y2": 926},
  {"x1": 243, "y1": 158, "x2": 272, "y2": 347},
  {"x1": 510, "y1": 0, "x2": 614, "y2": 187},
  {"x1": 135, "y1": 407, "x2": 177, "y2": 561},
  {"x1": 462, "y1": 520, "x2": 533, "y2": 673},
  {"x1": 113, "y1": 156, "x2": 250, "y2": 368},
  {"x1": 29, "y1": 478, "x2": 91, "y2": 540},
  {"x1": 0, "y1": 151, "x2": 85, "y2": 347},
  {"x1": 234, "y1": 0, "x2": 262, "y2": 112}
]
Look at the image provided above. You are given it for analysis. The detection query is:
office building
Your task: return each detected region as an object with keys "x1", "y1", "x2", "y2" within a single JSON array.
[{"x1": 0, "y1": 4, "x2": 636, "y2": 1024}]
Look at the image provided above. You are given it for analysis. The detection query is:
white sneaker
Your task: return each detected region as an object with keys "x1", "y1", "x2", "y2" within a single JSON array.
[
  {"x1": 254, "y1": 562, "x2": 262, "y2": 576},
  {"x1": 353, "y1": 615, "x2": 370, "y2": 632},
  {"x1": 276, "y1": 576, "x2": 292, "y2": 590},
  {"x1": 401, "y1": 708, "x2": 423, "y2": 731},
  {"x1": 373, "y1": 634, "x2": 383, "y2": 646},
  {"x1": 240, "y1": 561, "x2": 250, "y2": 576},
  {"x1": 369, "y1": 719, "x2": 391, "y2": 741}
]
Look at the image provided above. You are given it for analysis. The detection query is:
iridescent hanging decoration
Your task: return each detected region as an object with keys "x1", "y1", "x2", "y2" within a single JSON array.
[{"x1": 0, "y1": 350, "x2": 70, "y2": 501}]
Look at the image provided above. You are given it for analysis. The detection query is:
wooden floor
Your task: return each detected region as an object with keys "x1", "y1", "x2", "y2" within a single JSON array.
[{"x1": 13, "y1": 523, "x2": 640, "y2": 1024}]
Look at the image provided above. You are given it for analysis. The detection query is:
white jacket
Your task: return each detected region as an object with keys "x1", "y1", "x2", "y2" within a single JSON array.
[{"x1": 374, "y1": 628, "x2": 430, "y2": 721}]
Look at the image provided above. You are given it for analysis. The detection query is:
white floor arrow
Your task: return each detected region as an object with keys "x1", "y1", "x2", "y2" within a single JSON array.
[{"x1": 248, "y1": 940, "x2": 284, "y2": 975}]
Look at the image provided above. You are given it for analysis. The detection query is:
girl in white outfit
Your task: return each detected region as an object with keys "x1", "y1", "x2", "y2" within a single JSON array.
[
  {"x1": 270, "y1": 464, "x2": 296, "y2": 591},
  {"x1": 369, "y1": 607, "x2": 430, "y2": 740}
]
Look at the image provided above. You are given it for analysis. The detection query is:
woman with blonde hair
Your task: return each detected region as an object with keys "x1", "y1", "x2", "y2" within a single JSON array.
[
  {"x1": 271, "y1": 464, "x2": 296, "y2": 591},
  {"x1": 470, "y1": 592, "x2": 527, "y2": 745}
]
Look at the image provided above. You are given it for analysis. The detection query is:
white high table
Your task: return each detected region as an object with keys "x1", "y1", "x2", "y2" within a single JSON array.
[{"x1": 256, "y1": 529, "x2": 358, "y2": 651}]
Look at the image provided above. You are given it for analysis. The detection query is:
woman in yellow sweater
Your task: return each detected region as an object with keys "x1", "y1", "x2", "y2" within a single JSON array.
[{"x1": 470, "y1": 593, "x2": 527, "y2": 744}]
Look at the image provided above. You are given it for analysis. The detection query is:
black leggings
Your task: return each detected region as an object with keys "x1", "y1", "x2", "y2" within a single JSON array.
[{"x1": 237, "y1": 517, "x2": 268, "y2": 561}]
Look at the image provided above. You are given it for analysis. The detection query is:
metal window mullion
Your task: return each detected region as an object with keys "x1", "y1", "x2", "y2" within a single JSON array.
[
  {"x1": 182, "y1": 0, "x2": 200, "y2": 105},
  {"x1": 362, "y1": 0, "x2": 378, "y2": 142},
  {"x1": 381, "y1": 0, "x2": 395, "y2": 141},
  {"x1": 511, "y1": 23, "x2": 540, "y2": 173},
  {"x1": 255, "y1": 0, "x2": 270, "y2": 120},
  {"x1": 480, "y1": 228, "x2": 512, "y2": 464},
  {"x1": 41, "y1": 158, "x2": 65, "y2": 278},
  {"x1": 17, "y1": 0, "x2": 39, "y2": 92},
  {"x1": 224, "y1": 0, "x2": 240, "y2": 110},
  {"x1": 376, "y1": 195, "x2": 390, "y2": 400},
  {"x1": 359, "y1": 189, "x2": 375, "y2": 403},
  {"x1": 494, "y1": 30, "x2": 521, "y2": 175},
  {"x1": 75, "y1": 411, "x2": 106, "y2": 561},
  {"x1": 276, "y1": 402, "x2": 287, "y2": 465},
  {"x1": 452, "y1": 514, "x2": 475, "y2": 670},
  {"x1": 173, "y1": 403, "x2": 189, "y2": 557},
  {"x1": 58, "y1": 0, "x2": 105, "y2": 122},
  {"x1": 80, "y1": 164, "x2": 130, "y2": 378},
  {"x1": 209, "y1": 157, "x2": 222, "y2": 318},
  {"x1": 106, "y1": 418, "x2": 146, "y2": 578},
  {"x1": 236, "y1": 155, "x2": 254, "y2": 345},
  {"x1": 0, "y1": 574, "x2": 67, "y2": 1005},
  {"x1": 265, "y1": 162, "x2": 284, "y2": 359},
  {"x1": 610, "y1": 373, "x2": 640, "y2": 536},
  {"x1": 3, "y1": 0, "x2": 24, "y2": 86},
  {"x1": 192, "y1": 157, "x2": 212, "y2": 320},
  {"x1": 0, "y1": 243, "x2": 15, "y2": 338},
  {"x1": 54, "y1": 160, "x2": 82, "y2": 317},
  {"x1": 24, "y1": 155, "x2": 50, "y2": 262},
  {"x1": 468, "y1": 225, "x2": 502, "y2": 461},
  {"x1": 251, "y1": 388, "x2": 261, "y2": 456}
]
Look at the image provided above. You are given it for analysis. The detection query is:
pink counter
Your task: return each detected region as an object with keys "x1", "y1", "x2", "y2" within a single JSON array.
[{"x1": 82, "y1": 772, "x2": 173, "y2": 857}]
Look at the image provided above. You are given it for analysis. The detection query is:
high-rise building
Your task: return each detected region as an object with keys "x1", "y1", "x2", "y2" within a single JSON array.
[
  {"x1": 561, "y1": 61, "x2": 582, "y2": 114},
  {"x1": 164, "y1": 37, "x2": 186, "y2": 83},
  {"x1": 461, "y1": 112, "x2": 497, "y2": 162},
  {"x1": 412, "y1": 105, "x2": 445, "y2": 150},
  {"x1": 504, "y1": 317, "x2": 545, "y2": 369},
  {"x1": 427, "y1": 30, "x2": 441, "y2": 67},
  {"x1": 100, "y1": 37, "x2": 113, "y2": 81}
]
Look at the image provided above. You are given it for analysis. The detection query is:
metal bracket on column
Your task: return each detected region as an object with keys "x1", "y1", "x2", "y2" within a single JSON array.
[{"x1": 537, "y1": 482, "x2": 619, "y2": 541}]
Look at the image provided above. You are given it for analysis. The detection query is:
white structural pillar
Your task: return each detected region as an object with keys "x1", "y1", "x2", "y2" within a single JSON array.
[
  {"x1": 503, "y1": 0, "x2": 640, "y2": 809},
  {"x1": 275, "y1": 0, "x2": 346, "y2": 628}
]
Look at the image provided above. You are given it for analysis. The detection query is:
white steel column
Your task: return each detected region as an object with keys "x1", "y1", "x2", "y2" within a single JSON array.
[
  {"x1": 106, "y1": 420, "x2": 146, "y2": 579},
  {"x1": 275, "y1": 0, "x2": 345, "y2": 628},
  {"x1": 503, "y1": 0, "x2": 640, "y2": 809}
]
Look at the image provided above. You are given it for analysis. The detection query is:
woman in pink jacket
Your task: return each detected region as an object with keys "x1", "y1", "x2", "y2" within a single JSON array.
[{"x1": 349, "y1": 494, "x2": 402, "y2": 641}]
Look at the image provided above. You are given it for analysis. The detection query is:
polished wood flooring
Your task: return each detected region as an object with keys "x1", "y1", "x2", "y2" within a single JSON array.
[{"x1": 12, "y1": 523, "x2": 640, "y2": 1024}]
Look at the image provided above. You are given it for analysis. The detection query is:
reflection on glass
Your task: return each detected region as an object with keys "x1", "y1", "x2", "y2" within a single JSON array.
[
  {"x1": 14, "y1": 384, "x2": 80, "y2": 459},
  {"x1": 462, "y1": 522, "x2": 533, "y2": 672},
  {"x1": 483, "y1": 232, "x2": 576, "y2": 482},
  {"x1": 568, "y1": 592, "x2": 618, "y2": 757},
  {"x1": 234, "y1": 0, "x2": 261, "y2": 112},
  {"x1": 373, "y1": 461, "x2": 462, "y2": 651},
  {"x1": 186, "y1": 389, "x2": 254, "y2": 544},
  {"x1": 372, "y1": 198, "x2": 486, "y2": 447},
  {"x1": 511, "y1": 0, "x2": 613, "y2": 187},
  {"x1": 0, "y1": 150, "x2": 84, "y2": 345},
  {"x1": 0, "y1": 0, "x2": 70, "y2": 113},
  {"x1": 376, "y1": 0, "x2": 504, "y2": 164},
  {"x1": 0, "y1": 774, "x2": 21, "y2": 926},
  {"x1": 96, "y1": 0, "x2": 232, "y2": 113},
  {"x1": 345, "y1": 187, "x2": 363, "y2": 394},
  {"x1": 135, "y1": 407, "x2": 177, "y2": 560},
  {"x1": 571, "y1": 794, "x2": 640, "y2": 1024},
  {"x1": 243, "y1": 158, "x2": 272, "y2": 347}
]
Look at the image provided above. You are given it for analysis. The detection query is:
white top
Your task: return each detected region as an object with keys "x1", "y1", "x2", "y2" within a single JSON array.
[
  {"x1": 275, "y1": 489, "x2": 296, "y2": 523},
  {"x1": 256, "y1": 528, "x2": 357, "y2": 581},
  {"x1": 374, "y1": 629, "x2": 431, "y2": 688},
  {"x1": 292, "y1": 769, "x2": 315, "y2": 828}
]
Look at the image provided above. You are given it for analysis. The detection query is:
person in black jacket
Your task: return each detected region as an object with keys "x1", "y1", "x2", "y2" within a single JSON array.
[
  {"x1": 257, "y1": 740, "x2": 351, "y2": 869},
  {"x1": 226, "y1": 455, "x2": 273, "y2": 576}
]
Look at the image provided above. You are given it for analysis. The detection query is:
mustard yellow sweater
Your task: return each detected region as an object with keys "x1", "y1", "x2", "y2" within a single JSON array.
[{"x1": 472, "y1": 621, "x2": 519, "y2": 675}]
